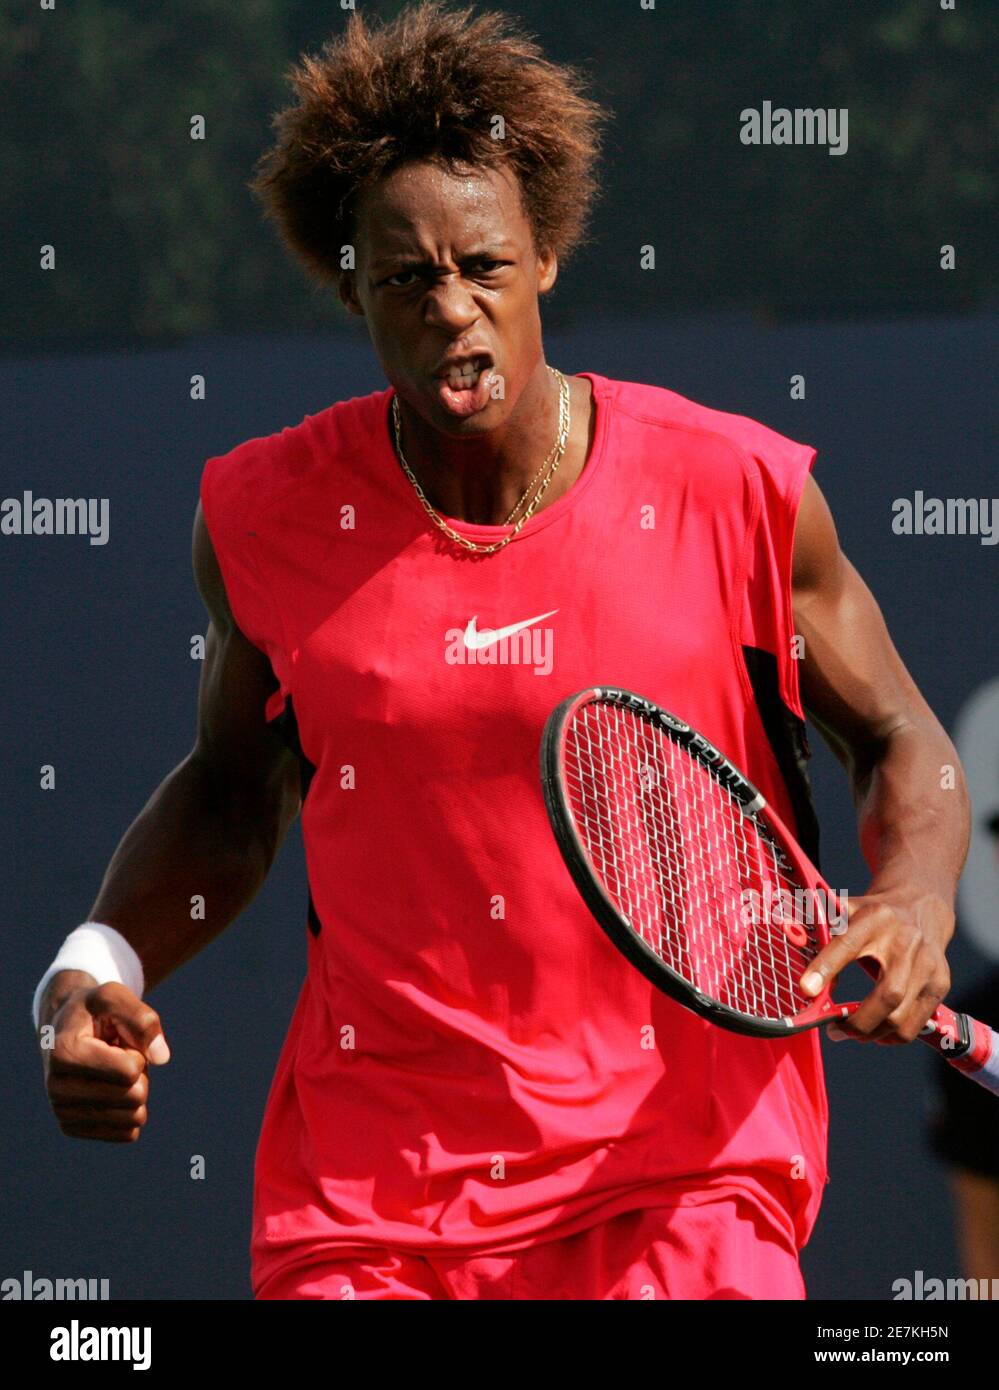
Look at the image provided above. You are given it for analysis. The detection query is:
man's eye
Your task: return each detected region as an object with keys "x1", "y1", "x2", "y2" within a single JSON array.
[{"x1": 383, "y1": 262, "x2": 503, "y2": 287}]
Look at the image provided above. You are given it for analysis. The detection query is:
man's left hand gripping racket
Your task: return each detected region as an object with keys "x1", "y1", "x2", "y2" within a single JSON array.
[{"x1": 540, "y1": 686, "x2": 999, "y2": 1096}]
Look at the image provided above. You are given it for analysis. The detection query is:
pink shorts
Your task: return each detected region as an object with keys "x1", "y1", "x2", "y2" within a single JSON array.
[{"x1": 254, "y1": 1196, "x2": 805, "y2": 1300}]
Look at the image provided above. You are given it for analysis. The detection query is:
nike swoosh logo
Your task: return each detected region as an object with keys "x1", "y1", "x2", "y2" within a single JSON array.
[{"x1": 463, "y1": 610, "x2": 558, "y2": 650}]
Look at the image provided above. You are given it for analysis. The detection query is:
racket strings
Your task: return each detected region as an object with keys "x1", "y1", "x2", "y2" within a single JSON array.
[{"x1": 564, "y1": 702, "x2": 821, "y2": 1022}]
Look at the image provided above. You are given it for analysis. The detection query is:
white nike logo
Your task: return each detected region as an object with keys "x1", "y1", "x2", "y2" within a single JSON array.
[{"x1": 463, "y1": 610, "x2": 558, "y2": 650}]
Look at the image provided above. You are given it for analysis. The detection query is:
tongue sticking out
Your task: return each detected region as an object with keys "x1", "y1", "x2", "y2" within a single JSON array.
[{"x1": 437, "y1": 367, "x2": 495, "y2": 418}]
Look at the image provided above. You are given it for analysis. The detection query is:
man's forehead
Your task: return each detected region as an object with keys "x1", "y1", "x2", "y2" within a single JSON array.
[{"x1": 359, "y1": 162, "x2": 520, "y2": 225}]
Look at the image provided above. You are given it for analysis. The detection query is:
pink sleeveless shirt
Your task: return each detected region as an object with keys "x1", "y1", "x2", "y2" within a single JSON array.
[{"x1": 200, "y1": 373, "x2": 829, "y2": 1293}]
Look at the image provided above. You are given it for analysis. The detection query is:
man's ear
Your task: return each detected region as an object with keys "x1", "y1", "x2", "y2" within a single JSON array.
[
  {"x1": 338, "y1": 271, "x2": 364, "y2": 317},
  {"x1": 537, "y1": 246, "x2": 559, "y2": 297}
]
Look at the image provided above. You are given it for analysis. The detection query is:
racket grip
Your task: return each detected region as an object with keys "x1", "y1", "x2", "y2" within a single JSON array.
[{"x1": 920, "y1": 1007, "x2": 999, "y2": 1097}]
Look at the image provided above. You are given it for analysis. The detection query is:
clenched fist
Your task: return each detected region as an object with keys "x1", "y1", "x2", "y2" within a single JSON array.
[{"x1": 38, "y1": 973, "x2": 170, "y2": 1143}]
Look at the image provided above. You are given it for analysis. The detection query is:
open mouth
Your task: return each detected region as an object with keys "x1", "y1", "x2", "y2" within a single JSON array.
[
  {"x1": 434, "y1": 356, "x2": 496, "y2": 417},
  {"x1": 438, "y1": 355, "x2": 492, "y2": 388}
]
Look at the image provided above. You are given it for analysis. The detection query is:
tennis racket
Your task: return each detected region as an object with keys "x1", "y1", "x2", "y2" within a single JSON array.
[{"x1": 540, "y1": 686, "x2": 999, "y2": 1096}]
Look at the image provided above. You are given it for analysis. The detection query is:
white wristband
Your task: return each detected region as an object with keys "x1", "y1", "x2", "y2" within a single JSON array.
[{"x1": 32, "y1": 922, "x2": 145, "y2": 1033}]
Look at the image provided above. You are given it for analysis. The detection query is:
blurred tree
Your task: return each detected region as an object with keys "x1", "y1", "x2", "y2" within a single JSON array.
[
  {"x1": 2, "y1": 0, "x2": 994, "y2": 348},
  {"x1": 1, "y1": 0, "x2": 318, "y2": 346}
]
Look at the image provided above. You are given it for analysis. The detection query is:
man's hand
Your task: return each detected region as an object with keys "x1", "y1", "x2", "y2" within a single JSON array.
[
  {"x1": 799, "y1": 887, "x2": 954, "y2": 1045},
  {"x1": 39, "y1": 974, "x2": 170, "y2": 1143}
]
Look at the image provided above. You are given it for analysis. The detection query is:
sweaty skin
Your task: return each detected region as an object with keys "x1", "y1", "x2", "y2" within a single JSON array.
[
  {"x1": 38, "y1": 159, "x2": 968, "y2": 1141},
  {"x1": 38, "y1": 512, "x2": 301, "y2": 1141},
  {"x1": 792, "y1": 477, "x2": 968, "y2": 1042},
  {"x1": 339, "y1": 161, "x2": 596, "y2": 525}
]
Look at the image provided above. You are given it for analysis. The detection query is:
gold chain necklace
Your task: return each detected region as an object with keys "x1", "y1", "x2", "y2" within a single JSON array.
[
  {"x1": 390, "y1": 366, "x2": 571, "y2": 556},
  {"x1": 496, "y1": 369, "x2": 570, "y2": 526}
]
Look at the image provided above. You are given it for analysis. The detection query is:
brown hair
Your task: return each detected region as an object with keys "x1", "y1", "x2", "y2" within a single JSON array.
[{"x1": 250, "y1": 1, "x2": 609, "y2": 284}]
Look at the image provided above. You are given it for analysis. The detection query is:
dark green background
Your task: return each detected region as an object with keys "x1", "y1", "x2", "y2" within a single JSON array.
[{"x1": 3, "y1": 0, "x2": 994, "y2": 348}]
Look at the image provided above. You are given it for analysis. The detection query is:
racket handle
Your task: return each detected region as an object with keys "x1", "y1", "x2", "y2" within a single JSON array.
[
  {"x1": 853, "y1": 958, "x2": 999, "y2": 1096},
  {"x1": 919, "y1": 1006, "x2": 999, "y2": 1097}
]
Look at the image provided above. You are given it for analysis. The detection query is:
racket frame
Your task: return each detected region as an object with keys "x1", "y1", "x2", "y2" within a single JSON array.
[
  {"x1": 543, "y1": 686, "x2": 999, "y2": 1092},
  {"x1": 541, "y1": 685, "x2": 852, "y2": 1039}
]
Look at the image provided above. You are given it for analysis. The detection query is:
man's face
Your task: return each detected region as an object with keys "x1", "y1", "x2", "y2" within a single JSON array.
[{"x1": 340, "y1": 159, "x2": 558, "y2": 437}]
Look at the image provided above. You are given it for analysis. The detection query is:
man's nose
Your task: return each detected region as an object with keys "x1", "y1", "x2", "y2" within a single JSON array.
[{"x1": 423, "y1": 274, "x2": 479, "y2": 331}]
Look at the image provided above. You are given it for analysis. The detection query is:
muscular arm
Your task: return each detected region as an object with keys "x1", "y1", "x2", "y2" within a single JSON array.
[
  {"x1": 791, "y1": 476, "x2": 971, "y2": 1042},
  {"x1": 38, "y1": 503, "x2": 301, "y2": 1022}
]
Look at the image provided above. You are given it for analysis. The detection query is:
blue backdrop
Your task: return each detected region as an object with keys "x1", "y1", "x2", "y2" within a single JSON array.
[{"x1": 2, "y1": 307, "x2": 995, "y2": 1298}]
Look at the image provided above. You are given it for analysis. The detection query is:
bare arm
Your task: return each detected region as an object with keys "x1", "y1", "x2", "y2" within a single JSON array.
[
  {"x1": 38, "y1": 503, "x2": 301, "y2": 1141},
  {"x1": 86, "y1": 504, "x2": 300, "y2": 986},
  {"x1": 791, "y1": 476, "x2": 971, "y2": 1043},
  {"x1": 41, "y1": 503, "x2": 300, "y2": 1021}
]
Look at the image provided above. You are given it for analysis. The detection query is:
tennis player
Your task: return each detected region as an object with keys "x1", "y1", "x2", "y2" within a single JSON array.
[{"x1": 34, "y1": 3, "x2": 969, "y2": 1300}]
